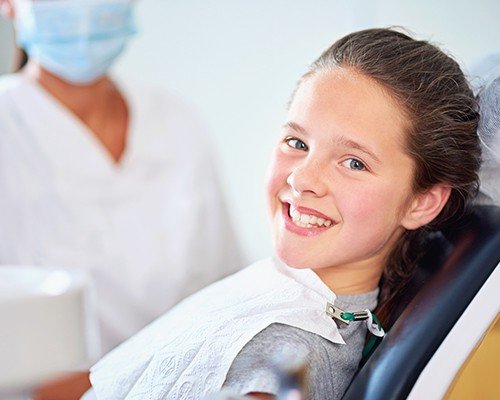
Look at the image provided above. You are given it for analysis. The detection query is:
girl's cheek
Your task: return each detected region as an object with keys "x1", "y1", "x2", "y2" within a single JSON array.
[
  {"x1": 266, "y1": 152, "x2": 290, "y2": 194},
  {"x1": 341, "y1": 182, "x2": 402, "y2": 223},
  {"x1": 340, "y1": 185, "x2": 386, "y2": 219}
]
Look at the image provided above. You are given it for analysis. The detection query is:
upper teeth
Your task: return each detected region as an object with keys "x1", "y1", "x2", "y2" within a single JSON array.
[{"x1": 289, "y1": 205, "x2": 333, "y2": 228}]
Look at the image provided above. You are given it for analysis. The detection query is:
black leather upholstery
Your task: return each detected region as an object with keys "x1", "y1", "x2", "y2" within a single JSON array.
[{"x1": 342, "y1": 205, "x2": 500, "y2": 400}]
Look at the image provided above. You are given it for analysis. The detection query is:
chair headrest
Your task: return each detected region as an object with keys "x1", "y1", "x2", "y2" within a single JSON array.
[{"x1": 477, "y1": 74, "x2": 500, "y2": 205}]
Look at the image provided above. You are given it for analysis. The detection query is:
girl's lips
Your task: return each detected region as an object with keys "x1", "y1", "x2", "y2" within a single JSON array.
[
  {"x1": 291, "y1": 204, "x2": 334, "y2": 222},
  {"x1": 281, "y1": 202, "x2": 335, "y2": 237}
]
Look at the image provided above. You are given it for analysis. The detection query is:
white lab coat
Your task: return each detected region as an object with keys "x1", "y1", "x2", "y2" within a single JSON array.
[{"x1": 0, "y1": 73, "x2": 243, "y2": 353}]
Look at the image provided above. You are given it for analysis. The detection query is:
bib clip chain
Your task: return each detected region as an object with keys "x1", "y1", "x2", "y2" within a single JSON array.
[{"x1": 326, "y1": 302, "x2": 385, "y2": 337}]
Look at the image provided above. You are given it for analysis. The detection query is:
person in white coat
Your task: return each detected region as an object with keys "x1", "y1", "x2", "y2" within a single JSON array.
[{"x1": 0, "y1": 0, "x2": 242, "y2": 359}]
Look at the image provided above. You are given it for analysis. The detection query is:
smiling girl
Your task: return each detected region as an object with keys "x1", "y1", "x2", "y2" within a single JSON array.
[{"x1": 86, "y1": 28, "x2": 481, "y2": 400}]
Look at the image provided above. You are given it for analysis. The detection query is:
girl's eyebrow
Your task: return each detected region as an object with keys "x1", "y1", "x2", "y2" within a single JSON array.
[
  {"x1": 283, "y1": 121, "x2": 381, "y2": 164},
  {"x1": 282, "y1": 121, "x2": 309, "y2": 136},
  {"x1": 335, "y1": 135, "x2": 382, "y2": 164}
]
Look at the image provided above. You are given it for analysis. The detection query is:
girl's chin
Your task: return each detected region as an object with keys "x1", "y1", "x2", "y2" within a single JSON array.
[{"x1": 275, "y1": 248, "x2": 312, "y2": 269}]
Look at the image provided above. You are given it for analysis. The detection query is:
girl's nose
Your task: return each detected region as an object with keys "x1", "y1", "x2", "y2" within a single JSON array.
[{"x1": 286, "y1": 160, "x2": 328, "y2": 198}]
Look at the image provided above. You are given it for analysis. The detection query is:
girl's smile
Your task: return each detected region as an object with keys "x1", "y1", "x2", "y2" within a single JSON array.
[{"x1": 281, "y1": 201, "x2": 336, "y2": 237}]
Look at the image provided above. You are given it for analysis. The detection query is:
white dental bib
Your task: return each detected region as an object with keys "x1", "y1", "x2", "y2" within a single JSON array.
[{"x1": 90, "y1": 258, "x2": 345, "y2": 399}]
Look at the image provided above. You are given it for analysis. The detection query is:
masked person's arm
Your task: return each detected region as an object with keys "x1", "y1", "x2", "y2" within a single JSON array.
[{"x1": 33, "y1": 371, "x2": 91, "y2": 400}]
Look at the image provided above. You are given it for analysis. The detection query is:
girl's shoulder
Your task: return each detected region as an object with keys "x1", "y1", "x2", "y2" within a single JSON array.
[{"x1": 223, "y1": 321, "x2": 368, "y2": 400}]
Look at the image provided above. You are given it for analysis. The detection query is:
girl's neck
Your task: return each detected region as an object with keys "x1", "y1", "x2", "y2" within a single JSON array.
[
  {"x1": 313, "y1": 226, "x2": 404, "y2": 295},
  {"x1": 313, "y1": 260, "x2": 384, "y2": 295}
]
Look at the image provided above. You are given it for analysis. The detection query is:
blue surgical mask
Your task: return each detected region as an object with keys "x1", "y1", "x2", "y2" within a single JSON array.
[{"x1": 14, "y1": 0, "x2": 137, "y2": 85}]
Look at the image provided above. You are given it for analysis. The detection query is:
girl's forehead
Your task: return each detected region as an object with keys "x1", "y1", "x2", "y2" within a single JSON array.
[
  {"x1": 286, "y1": 68, "x2": 411, "y2": 159},
  {"x1": 292, "y1": 68, "x2": 402, "y2": 115}
]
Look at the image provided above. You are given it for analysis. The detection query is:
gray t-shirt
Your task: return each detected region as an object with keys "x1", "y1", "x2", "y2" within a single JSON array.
[{"x1": 222, "y1": 289, "x2": 379, "y2": 400}]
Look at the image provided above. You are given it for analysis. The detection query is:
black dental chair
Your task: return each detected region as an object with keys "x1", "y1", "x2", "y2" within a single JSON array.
[{"x1": 341, "y1": 204, "x2": 500, "y2": 400}]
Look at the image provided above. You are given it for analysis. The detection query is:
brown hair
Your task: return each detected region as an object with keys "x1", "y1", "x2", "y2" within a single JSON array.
[{"x1": 303, "y1": 28, "x2": 481, "y2": 326}]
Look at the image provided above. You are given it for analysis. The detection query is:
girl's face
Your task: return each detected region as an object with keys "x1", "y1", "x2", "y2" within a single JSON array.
[{"x1": 267, "y1": 68, "x2": 416, "y2": 279}]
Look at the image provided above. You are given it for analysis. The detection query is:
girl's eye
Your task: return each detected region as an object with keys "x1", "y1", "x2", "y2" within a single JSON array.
[
  {"x1": 285, "y1": 137, "x2": 308, "y2": 151},
  {"x1": 342, "y1": 158, "x2": 367, "y2": 171}
]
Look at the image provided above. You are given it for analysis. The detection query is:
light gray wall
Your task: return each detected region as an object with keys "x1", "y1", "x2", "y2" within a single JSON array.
[{"x1": 1, "y1": 1, "x2": 499, "y2": 264}]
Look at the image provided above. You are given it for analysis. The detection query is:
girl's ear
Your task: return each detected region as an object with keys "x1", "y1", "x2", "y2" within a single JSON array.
[
  {"x1": 401, "y1": 184, "x2": 451, "y2": 230},
  {"x1": 0, "y1": 0, "x2": 14, "y2": 19}
]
